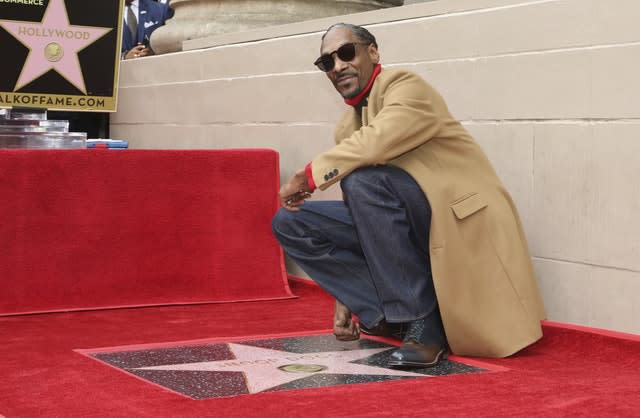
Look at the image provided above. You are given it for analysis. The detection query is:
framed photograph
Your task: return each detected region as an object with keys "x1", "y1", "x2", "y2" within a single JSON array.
[{"x1": 0, "y1": 0, "x2": 124, "y2": 112}]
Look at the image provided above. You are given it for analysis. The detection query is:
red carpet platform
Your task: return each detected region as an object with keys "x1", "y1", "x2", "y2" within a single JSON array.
[
  {"x1": 0, "y1": 149, "x2": 292, "y2": 315},
  {"x1": 1, "y1": 149, "x2": 638, "y2": 417}
]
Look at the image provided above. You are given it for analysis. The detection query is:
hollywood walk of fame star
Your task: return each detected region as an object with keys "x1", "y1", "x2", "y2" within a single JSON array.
[
  {"x1": 0, "y1": 0, "x2": 112, "y2": 94},
  {"x1": 135, "y1": 342, "x2": 428, "y2": 394}
]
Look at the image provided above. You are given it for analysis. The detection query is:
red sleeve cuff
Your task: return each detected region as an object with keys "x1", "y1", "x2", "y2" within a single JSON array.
[{"x1": 305, "y1": 162, "x2": 317, "y2": 191}]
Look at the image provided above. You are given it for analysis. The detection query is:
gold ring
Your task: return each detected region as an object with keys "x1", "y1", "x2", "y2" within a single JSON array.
[{"x1": 134, "y1": 53, "x2": 139, "y2": 57}]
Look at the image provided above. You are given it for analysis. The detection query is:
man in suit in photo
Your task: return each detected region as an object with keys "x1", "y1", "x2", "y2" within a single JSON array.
[{"x1": 122, "y1": 0, "x2": 173, "y2": 60}]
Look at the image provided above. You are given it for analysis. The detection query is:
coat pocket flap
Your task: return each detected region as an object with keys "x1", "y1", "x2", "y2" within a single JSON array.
[{"x1": 451, "y1": 193, "x2": 487, "y2": 220}]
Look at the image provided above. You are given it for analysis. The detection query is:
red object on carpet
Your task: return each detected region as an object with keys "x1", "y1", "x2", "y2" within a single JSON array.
[
  {"x1": 0, "y1": 279, "x2": 639, "y2": 417},
  {"x1": 0, "y1": 149, "x2": 292, "y2": 315}
]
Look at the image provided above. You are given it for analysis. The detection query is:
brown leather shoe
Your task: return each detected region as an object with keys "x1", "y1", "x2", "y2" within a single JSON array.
[
  {"x1": 387, "y1": 341, "x2": 448, "y2": 368},
  {"x1": 360, "y1": 320, "x2": 407, "y2": 340}
]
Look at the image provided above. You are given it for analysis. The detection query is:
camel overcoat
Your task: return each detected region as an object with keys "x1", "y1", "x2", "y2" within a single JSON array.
[{"x1": 310, "y1": 68, "x2": 546, "y2": 357}]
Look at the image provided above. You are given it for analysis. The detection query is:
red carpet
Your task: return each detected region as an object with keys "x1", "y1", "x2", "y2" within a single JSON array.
[
  {"x1": 1, "y1": 149, "x2": 638, "y2": 416},
  {"x1": 0, "y1": 278, "x2": 639, "y2": 417},
  {"x1": 0, "y1": 150, "x2": 292, "y2": 315}
]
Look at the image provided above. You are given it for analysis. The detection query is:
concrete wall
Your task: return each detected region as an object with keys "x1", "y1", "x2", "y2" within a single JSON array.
[{"x1": 111, "y1": 0, "x2": 640, "y2": 335}]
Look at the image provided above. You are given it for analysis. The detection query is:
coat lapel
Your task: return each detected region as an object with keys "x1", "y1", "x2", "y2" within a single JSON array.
[{"x1": 334, "y1": 107, "x2": 361, "y2": 144}]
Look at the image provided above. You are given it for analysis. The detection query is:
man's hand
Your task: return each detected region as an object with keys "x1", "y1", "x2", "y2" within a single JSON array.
[
  {"x1": 279, "y1": 167, "x2": 313, "y2": 211},
  {"x1": 333, "y1": 299, "x2": 360, "y2": 341},
  {"x1": 124, "y1": 43, "x2": 154, "y2": 59}
]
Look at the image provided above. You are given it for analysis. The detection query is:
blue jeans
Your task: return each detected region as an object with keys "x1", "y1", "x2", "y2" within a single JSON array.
[{"x1": 272, "y1": 166, "x2": 445, "y2": 345}]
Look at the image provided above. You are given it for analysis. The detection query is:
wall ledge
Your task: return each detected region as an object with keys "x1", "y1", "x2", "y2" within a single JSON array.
[{"x1": 183, "y1": 0, "x2": 539, "y2": 50}]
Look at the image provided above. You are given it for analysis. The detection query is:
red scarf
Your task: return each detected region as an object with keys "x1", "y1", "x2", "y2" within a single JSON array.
[{"x1": 344, "y1": 64, "x2": 382, "y2": 107}]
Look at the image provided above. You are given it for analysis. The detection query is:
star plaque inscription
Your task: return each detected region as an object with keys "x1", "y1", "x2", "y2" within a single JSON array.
[{"x1": 0, "y1": 0, "x2": 124, "y2": 111}]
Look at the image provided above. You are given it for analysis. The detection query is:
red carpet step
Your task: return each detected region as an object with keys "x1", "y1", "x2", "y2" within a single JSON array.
[{"x1": 0, "y1": 149, "x2": 292, "y2": 315}]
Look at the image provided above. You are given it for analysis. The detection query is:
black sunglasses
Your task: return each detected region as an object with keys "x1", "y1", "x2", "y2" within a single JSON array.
[{"x1": 314, "y1": 42, "x2": 370, "y2": 72}]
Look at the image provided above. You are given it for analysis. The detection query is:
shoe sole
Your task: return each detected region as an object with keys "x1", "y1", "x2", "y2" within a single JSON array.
[
  {"x1": 360, "y1": 326, "x2": 406, "y2": 340},
  {"x1": 360, "y1": 330, "x2": 404, "y2": 339},
  {"x1": 387, "y1": 348, "x2": 448, "y2": 368}
]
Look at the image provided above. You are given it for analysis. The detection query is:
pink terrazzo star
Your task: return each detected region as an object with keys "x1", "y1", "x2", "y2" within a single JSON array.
[
  {"x1": 136, "y1": 343, "x2": 427, "y2": 394},
  {"x1": 0, "y1": 0, "x2": 112, "y2": 94}
]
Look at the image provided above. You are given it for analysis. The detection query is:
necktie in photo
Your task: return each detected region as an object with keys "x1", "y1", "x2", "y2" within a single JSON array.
[{"x1": 127, "y1": 6, "x2": 138, "y2": 40}]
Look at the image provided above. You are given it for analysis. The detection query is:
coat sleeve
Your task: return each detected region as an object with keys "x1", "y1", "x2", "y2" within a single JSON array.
[{"x1": 311, "y1": 71, "x2": 445, "y2": 190}]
